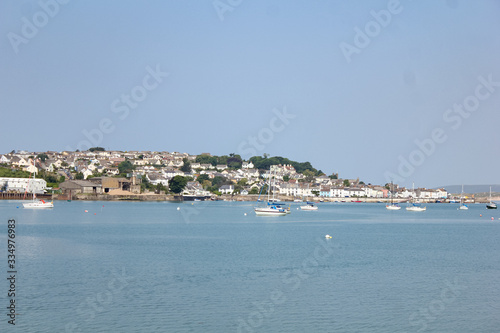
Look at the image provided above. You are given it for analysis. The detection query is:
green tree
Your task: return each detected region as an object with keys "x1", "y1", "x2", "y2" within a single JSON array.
[
  {"x1": 197, "y1": 174, "x2": 210, "y2": 183},
  {"x1": 156, "y1": 183, "x2": 167, "y2": 194},
  {"x1": 36, "y1": 153, "x2": 48, "y2": 162},
  {"x1": 283, "y1": 175, "x2": 290, "y2": 182},
  {"x1": 58, "y1": 175, "x2": 66, "y2": 183},
  {"x1": 237, "y1": 178, "x2": 248, "y2": 186},
  {"x1": 169, "y1": 176, "x2": 188, "y2": 194},
  {"x1": 249, "y1": 187, "x2": 260, "y2": 195},
  {"x1": 303, "y1": 169, "x2": 315, "y2": 182},
  {"x1": 75, "y1": 172, "x2": 84, "y2": 180},
  {"x1": 89, "y1": 147, "x2": 105, "y2": 152},
  {"x1": 227, "y1": 154, "x2": 243, "y2": 169},
  {"x1": 202, "y1": 180, "x2": 212, "y2": 189},
  {"x1": 180, "y1": 158, "x2": 192, "y2": 173},
  {"x1": 118, "y1": 160, "x2": 134, "y2": 174},
  {"x1": 329, "y1": 173, "x2": 338, "y2": 179},
  {"x1": 343, "y1": 179, "x2": 350, "y2": 187}
]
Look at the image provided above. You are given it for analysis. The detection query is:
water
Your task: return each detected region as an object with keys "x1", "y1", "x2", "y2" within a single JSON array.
[{"x1": 1, "y1": 200, "x2": 499, "y2": 332}]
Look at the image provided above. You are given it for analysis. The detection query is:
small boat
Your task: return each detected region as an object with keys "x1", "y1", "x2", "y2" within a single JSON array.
[
  {"x1": 23, "y1": 163, "x2": 54, "y2": 209},
  {"x1": 406, "y1": 183, "x2": 426, "y2": 211},
  {"x1": 254, "y1": 168, "x2": 287, "y2": 216},
  {"x1": 486, "y1": 186, "x2": 497, "y2": 209},
  {"x1": 300, "y1": 202, "x2": 318, "y2": 210},
  {"x1": 23, "y1": 199, "x2": 54, "y2": 209},
  {"x1": 406, "y1": 203, "x2": 426, "y2": 212},
  {"x1": 386, "y1": 181, "x2": 400, "y2": 210},
  {"x1": 254, "y1": 205, "x2": 288, "y2": 216},
  {"x1": 458, "y1": 185, "x2": 468, "y2": 210}
]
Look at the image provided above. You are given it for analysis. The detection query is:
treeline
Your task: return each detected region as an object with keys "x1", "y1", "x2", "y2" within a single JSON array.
[
  {"x1": 195, "y1": 154, "x2": 243, "y2": 169},
  {"x1": 249, "y1": 156, "x2": 322, "y2": 175},
  {"x1": 195, "y1": 154, "x2": 322, "y2": 175}
]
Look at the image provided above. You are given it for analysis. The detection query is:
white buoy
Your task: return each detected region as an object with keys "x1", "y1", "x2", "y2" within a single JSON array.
[
  {"x1": 325, "y1": 234, "x2": 332, "y2": 239},
  {"x1": 177, "y1": 207, "x2": 180, "y2": 211},
  {"x1": 244, "y1": 213, "x2": 247, "y2": 216}
]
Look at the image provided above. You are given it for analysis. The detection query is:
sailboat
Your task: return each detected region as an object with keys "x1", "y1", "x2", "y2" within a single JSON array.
[
  {"x1": 254, "y1": 169, "x2": 287, "y2": 216},
  {"x1": 458, "y1": 185, "x2": 468, "y2": 210},
  {"x1": 486, "y1": 186, "x2": 497, "y2": 209},
  {"x1": 406, "y1": 183, "x2": 426, "y2": 211},
  {"x1": 300, "y1": 202, "x2": 318, "y2": 210},
  {"x1": 23, "y1": 163, "x2": 54, "y2": 209},
  {"x1": 299, "y1": 183, "x2": 318, "y2": 210},
  {"x1": 386, "y1": 181, "x2": 401, "y2": 210}
]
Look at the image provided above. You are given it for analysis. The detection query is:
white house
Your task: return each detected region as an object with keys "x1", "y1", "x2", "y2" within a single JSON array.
[
  {"x1": 0, "y1": 177, "x2": 47, "y2": 194},
  {"x1": 23, "y1": 164, "x2": 38, "y2": 174},
  {"x1": 0, "y1": 155, "x2": 11, "y2": 164},
  {"x1": 219, "y1": 184, "x2": 234, "y2": 194},
  {"x1": 242, "y1": 161, "x2": 254, "y2": 169}
]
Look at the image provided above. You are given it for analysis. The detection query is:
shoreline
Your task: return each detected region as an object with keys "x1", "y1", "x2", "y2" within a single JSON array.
[{"x1": 1, "y1": 192, "x2": 495, "y2": 204}]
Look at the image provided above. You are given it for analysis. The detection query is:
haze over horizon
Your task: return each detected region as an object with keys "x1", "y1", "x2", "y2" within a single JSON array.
[{"x1": 1, "y1": 0, "x2": 499, "y2": 189}]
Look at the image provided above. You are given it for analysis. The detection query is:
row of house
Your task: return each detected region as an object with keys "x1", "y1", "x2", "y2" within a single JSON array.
[{"x1": 1, "y1": 150, "x2": 449, "y2": 199}]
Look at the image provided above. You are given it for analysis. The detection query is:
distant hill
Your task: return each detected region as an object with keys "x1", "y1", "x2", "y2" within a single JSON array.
[{"x1": 434, "y1": 184, "x2": 500, "y2": 195}]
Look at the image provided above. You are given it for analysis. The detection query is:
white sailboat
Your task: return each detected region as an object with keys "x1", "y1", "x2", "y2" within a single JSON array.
[
  {"x1": 386, "y1": 181, "x2": 401, "y2": 210},
  {"x1": 458, "y1": 185, "x2": 468, "y2": 210},
  {"x1": 300, "y1": 202, "x2": 318, "y2": 210},
  {"x1": 254, "y1": 169, "x2": 287, "y2": 216},
  {"x1": 486, "y1": 186, "x2": 497, "y2": 209},
  {"x1": 299, "y1": 183, "x2": 318, "y2": 210},
  {"x1": 23, "y1": 163, "x2": 54, "y2": 209},
  {"x1": 406, "y1": 183, "x2": 426, "y2": 211}
]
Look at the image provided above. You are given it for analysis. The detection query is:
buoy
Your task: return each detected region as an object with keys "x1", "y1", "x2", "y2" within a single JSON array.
[
  {"x1": 177, "y1": 207, "x2": 180, "y2": 211},
  {"x1": 325, "y1": 234, "x2": 332, "y2": 239},
  {"x1": 491, "y1": 217, "x2": 494, "y2": 220},
  {"x1": 480, "y1": 214, "x2": 482, "y2": 217},
  {"x1": 297, "y1": 207, "x2": 299, "y2": 210},
  {"x1": 16, "y1": 206, "x2": 19, "y2": 208},
  {"x1": 191, "y1": 203, "x2": 194, "y2": 205},
  {"x1": 84, "y1": 210, "x2": 88, "y2": 213},
  {"x1": 244, "y1": 213, "x2": 247, "y2": 216},
  {"x1": 94, "y1": 213, "x2": 96, "y2": 215}
]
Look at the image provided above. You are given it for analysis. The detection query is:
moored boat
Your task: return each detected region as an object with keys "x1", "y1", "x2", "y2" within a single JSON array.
[
  {"x1": 486, "y1": 186, "x2": 497, "y2": 209},
  {"x1": 300, "y1": 202, "x2": 318, "y2": 210}
]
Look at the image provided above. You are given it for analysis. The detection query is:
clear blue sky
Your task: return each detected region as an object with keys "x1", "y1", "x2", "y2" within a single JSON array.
[{"x1": 1, "y1": 0, "x2": 499, "y2": 188}]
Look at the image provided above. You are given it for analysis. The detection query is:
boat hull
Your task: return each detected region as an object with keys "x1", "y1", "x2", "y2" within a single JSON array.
[
  {"x1": 486, "y1": 204, "x2": 497, "y2": 209},
  {"x1": 386, "y1": 205, "x2": 401, "y2": 210},
  {"x1": 254, "y1": 208, "x2": 287, "y2": 216},
  {"x1": 406, "y1": 206, "x2": 426, "y2": 211},
  {"x1": 23, "y1": 201, "x2": 54, "y2": 209},
  {"x1": 300, "y1": 205, "x2": 318, "y2": 211}
]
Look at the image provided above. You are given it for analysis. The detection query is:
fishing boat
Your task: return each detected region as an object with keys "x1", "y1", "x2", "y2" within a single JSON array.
[
  {"x1": 23, "y1": 164, "x2": 54, "y2": 209},
  {"x1": 458, "y1": 185, "x2": 468, "y2": 210},
  {"x1": 386, "y1": 181, "x2": 401, "y2": 210},
  {"x1": 406, "y1": 183, "x2": 426, "y2": 211},
  {"x1": 486, "y1": 186, "x2": 497, "y2": 209},
  {"x1": 300, "y1": 202, "x2": 318, "y2": 210}
]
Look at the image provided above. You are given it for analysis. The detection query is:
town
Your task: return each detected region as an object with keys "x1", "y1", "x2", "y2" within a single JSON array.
[{"x1": 0, "y1": 148, "x2": 454, "y2": 202}]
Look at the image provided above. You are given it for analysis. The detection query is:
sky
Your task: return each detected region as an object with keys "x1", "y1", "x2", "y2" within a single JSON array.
[{"x1": 1, "y1": 0, "x2": 499, "y2": 189}]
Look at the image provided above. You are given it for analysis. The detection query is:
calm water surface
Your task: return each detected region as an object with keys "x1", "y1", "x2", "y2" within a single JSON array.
[{"x1": 1, "y1": 200, "x2": 499, "y2": 332}]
